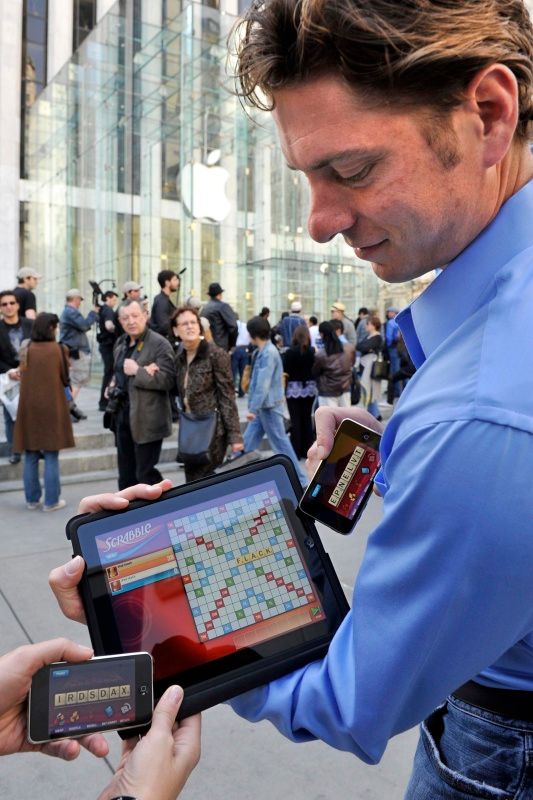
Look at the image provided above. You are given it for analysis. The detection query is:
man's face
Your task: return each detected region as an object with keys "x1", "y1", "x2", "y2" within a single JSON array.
[
  {"x1": 169, "y1": 275, "x2": 179, "y2": 292},
  {"x1": 0, "y1": 295, "x2": 20, "y2": 322},
  {"x1": 272, "y1": 75, "x2": 494, "y2": 282},
  {"x1": 119, "y1": 302, "x2": 147, "y2": 338},
  {"x1": 330, "y1": 307, "x2": 341, "y2": 320},
  {"x1": 71, "y1": 296, "x2": 82, "y2": 309},
  {"x1": 126, "y1": 289, "x2": 141, "y2": 301},
  {"x1": 26, "y1": 276, "x2": 38, "y2": 290},
  {"x1": 107, "y1": 295, "x2": 118, "y2": 308}
]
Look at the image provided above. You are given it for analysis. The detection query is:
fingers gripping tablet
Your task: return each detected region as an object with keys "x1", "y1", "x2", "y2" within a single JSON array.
[{"x1": 66, "y1": 456, "x2": 348, "y2": 717}]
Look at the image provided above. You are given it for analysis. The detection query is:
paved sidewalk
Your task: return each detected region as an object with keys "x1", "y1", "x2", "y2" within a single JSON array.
[{"x1": 0, "y1": 384, "x2": 416, "y2": 799}]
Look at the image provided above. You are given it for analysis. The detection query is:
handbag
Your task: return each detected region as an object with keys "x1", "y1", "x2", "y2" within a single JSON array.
[
  {"x1": 177, "y1": 409, "x2": 218, "y2": 466},
  {"x1": 371, "y1": 352, "x2": 390, "y2": 380},
  {"x1": 241, "y1": 363, "x2": 252, "y2": 393}
]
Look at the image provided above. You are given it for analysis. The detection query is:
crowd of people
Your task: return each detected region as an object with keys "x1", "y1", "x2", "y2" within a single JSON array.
[{"x1": 0, "y1": 264, "x2": 412, "y2": 507}]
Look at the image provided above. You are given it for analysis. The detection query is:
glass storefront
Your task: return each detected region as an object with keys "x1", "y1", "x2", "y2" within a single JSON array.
[{"x1": 22, "y1": 0, "x2": 379, "y2": 320}]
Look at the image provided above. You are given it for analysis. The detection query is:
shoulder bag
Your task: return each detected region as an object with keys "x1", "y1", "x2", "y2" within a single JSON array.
[{"x1": 371, "y1": 352, "x2": 390, "y2": 381}]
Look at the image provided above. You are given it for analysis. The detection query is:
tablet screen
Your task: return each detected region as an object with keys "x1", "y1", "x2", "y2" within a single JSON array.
[{"x1": 72, "y1": 463, "x2": 340, "y2": 693}]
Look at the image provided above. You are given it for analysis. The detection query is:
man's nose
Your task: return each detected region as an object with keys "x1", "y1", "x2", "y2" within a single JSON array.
[{"x1": 307, "y1": 182, "x2": 355, "y2": 244}]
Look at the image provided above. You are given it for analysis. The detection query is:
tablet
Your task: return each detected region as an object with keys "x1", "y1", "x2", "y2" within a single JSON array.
[{"x1": 67, "y1": 456, "x2": 349, "y2": 717}]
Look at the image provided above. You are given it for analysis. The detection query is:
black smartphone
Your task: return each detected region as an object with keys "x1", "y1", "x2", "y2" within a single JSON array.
[
  {"x1": 27, "y1": 652, "x2": 153, "y2": 744},
  {"x1": 299, "y1": 418, "x2": 382, "y2": 534}
]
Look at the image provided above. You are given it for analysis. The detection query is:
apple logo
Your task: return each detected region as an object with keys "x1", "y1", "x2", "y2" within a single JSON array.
[{"x1": 180, "y1": 149, "x2": 231, "y2": 223}]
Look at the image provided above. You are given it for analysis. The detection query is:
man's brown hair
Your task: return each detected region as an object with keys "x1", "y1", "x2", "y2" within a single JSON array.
[{"x1": 233, "y1": 0, "x2": 533, "y2": 140}]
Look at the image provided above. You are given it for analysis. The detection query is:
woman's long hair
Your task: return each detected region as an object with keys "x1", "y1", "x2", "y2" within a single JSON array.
[
  {"x1": 291, "y1": 324, "x2": 311, "y2": 354},
  {"x1": 318, "y1": 320, "x2": 343, "y2": 357}
]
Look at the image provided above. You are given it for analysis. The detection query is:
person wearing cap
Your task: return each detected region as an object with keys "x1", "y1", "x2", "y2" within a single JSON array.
[
  {"x1": 14, "y1": 268, "x2": 41, "y2": 320},
  {"x1": 59, "y1": 289, "x2": 99, "y2": 419},
  {"x1": 280, "y1": 301, "x2": 305, "y2": 348},
  {"x1": 122, "y1": 281, "x2": 143, "y2": 302},
  {"x1": 201, "y1": 283, "x2": 238, "y2": 351},
  {"x1": 149, "y1": 269, "x2": 180, "y2": 338},
  {"x1": 97, "y1": 290, "x2": 119, "y2": 412},
  {"x1": 330, "y1": 301, "x2": 357, "y2": 347}
]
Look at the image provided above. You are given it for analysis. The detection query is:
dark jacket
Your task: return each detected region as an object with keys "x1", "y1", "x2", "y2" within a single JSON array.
[
  {"x1": 13, "y1": 342, "x2": 74, "y2": 452},
  {"x1": 175, "y1": 339, "x2": 242, "y2": 468},
  {"x1": 201, "y1": 298, "x2": 238, "y2": 351},
  {"x1": 358, "y1": 334, "x2": 383, "y2": 356},
  {"x1": 282, "y1": 346, "x2": 315, "y2": 382},
  {"x1": 97, "y1": 305, "x2": 118, "y2": 348},
  {"x1": 0, "y1": 318, "x2": 33, "y2": 373},
  {"x1": 149, "y1": 292, "x2": 176, "y2": 338},
  {"x1": 113, "y1": 327, "x2": 176, "y2": 444},
  {"x1": 312, "y1": 343, "x2": 355, "y2": 396}
]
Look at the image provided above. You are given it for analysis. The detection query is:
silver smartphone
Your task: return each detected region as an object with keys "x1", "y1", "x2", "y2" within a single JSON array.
[{"x1": 27, "y1": 652, "x2": 153, "y2": 744}]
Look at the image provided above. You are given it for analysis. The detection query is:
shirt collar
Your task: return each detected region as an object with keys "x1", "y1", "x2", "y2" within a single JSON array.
[{"x1": 397, "y1": 178, "x2": 533, "y2": 368}]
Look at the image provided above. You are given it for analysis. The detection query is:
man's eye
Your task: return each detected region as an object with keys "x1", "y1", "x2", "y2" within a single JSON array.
[{"x1": 339, "y1": 163, "x2": 374, "y2": 184}]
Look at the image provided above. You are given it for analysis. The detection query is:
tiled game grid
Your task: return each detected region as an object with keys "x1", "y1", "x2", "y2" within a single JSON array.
[{"x1": 167, "y1": 489, "x2": 317, "y2": 642}]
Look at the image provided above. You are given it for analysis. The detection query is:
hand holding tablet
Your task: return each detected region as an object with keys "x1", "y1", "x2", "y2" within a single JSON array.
[{"x1": 63, "y1": 457, "x2": 348, "y2": 717}]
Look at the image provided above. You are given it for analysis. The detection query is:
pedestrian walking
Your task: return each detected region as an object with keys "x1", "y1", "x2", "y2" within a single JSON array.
[
  {"x1": 282, "y1": 324, "x2": 317, "y2": 459},
  {"x1": 97, "y1": 290, "x2": 119, "y2": 411},
  {"x1": 312, "y1": 321, "x2": 355, "y2": 407},
  {"x1": 358, "y1": 314, "x2": 385, "y2": 420},
  {"x1": 243, "y1": 316, "x2": 307, "y2": 485},
  {"x1": 173, "y1": 306, "x2": 243, "y2": 483},
  {"x1": 201, "y1": 283, "x2": 238, "y2": 351},
  {"x1": 14, "y1": 313, "x2": 74, "y2": 511}
]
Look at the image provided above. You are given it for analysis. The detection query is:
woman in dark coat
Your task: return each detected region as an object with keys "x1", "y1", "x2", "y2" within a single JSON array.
[
  {"x1": 172, "y1": 306, "x2": 243, "y2": 482},
  {"x1": 312, "y1": 320, "x2": 355, "y2": 407},
  {"x1": 13, "y1": 312, "x2": 74, "y2": 511},
  {"x1": 282, "y1": 324, "x2": 316, "y2": 458}
]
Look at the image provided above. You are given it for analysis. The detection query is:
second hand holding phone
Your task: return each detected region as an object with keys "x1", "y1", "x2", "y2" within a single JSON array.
[{"x1": 299, "y1": 418, "x2": 382, "y2": 534}]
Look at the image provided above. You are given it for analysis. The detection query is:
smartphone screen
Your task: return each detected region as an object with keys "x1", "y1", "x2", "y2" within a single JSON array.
[
  {"x1": 299, "y1": 419, "x2": 381, "y2": 534},
  {"x1": 28, "y1": 652, "x2": 153, "y2": 743}
]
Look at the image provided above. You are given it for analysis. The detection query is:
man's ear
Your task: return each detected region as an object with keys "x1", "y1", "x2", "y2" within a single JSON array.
[{"x1": 465, "y1": 64, "x2": 519, "y2": 168}]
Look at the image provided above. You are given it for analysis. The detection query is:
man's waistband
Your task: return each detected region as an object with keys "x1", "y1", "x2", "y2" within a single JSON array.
[{"x1": 452, "y1": 680, "x2": 533, "y2": 721}]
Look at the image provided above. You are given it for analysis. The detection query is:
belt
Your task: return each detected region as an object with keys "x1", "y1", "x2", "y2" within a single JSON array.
[{"x1": 452, "y1": 680, "x2": 533, "y2": 722}]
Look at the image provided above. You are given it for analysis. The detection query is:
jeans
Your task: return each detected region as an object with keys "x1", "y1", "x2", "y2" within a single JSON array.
[
  {"x1": 405, "y1": 697, "x2": 533, "y2": 799},
  {"x1": 387, "y1": 346, "x2": 403, "y2": 402},
  {"x1": 3, "y1": 403, "x2": 14, "y2": 455},
  {"x1": 231, "y1": 346, "x2": 249, "y2": 396},
  {"x1": 243, "y1": 406, "x2": 308, "y2": 486},
  {"x1": 23, "y1": 450, "x2": 60, "y2": 506}
]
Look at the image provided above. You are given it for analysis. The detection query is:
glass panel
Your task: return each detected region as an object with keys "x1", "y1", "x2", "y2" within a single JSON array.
[
  {"x1": 26, "y1": 16, "x2": 47, "y2": 44},
  {"x1": 27, "y1": 0, "x2": 47, "y2": 17},
  {"x1": 22, "y1": 1, "x2": 380, "y2": 319}
]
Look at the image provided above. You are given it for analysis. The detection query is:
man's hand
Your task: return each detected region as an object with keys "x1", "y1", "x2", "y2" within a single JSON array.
[
  {"x1": 49, "y1": 480, "x2": 173, "y2": 624},
  {"x1": 143, "y1": 362, "x2": 160, "y2": 377},
  {"x1": 306, "y1": 406, "x2": 384, "y2": 478},
  {"x1": 0, "y1": 639, "x2": 109, "y2": 760},
  {"x1": 123, "y1": 358, "x2": 139, "y2": 376},
  {"x1": 246, "y1": 412, "x2": 256, "y2": 421},
  {"x1": 98, "y1": 686, "x2": 201, "y2": 800},
  {"x1": 231, "y1": 442, "x2": 244, "y2": 453},
  {"x1": 7, "y1": 369, "x2": 20, "y2": 381}
]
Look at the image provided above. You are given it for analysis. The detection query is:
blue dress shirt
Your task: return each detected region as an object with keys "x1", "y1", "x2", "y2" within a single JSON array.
[{"x1": 230, "y1": 179, "x2": 533, "y2": 763}]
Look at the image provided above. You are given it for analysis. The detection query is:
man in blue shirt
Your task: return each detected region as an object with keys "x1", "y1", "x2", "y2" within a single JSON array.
[{"x1": 50, "y1": 1, "x2": 533, "y2": 796}]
